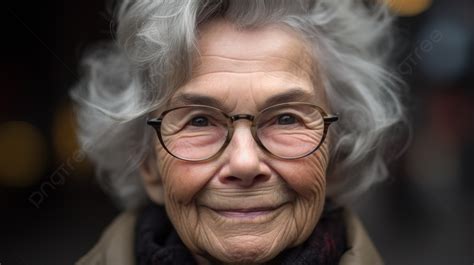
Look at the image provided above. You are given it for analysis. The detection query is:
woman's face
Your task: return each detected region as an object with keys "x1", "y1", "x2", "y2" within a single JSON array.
[{"x1": 142, "y1": 20, "x2": 331, "y2": 264}]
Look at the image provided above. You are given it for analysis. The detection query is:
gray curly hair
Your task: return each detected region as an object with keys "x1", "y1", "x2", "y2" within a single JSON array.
[{"x1": 71, "y1": 0, "x2": 406, "y2": 209}]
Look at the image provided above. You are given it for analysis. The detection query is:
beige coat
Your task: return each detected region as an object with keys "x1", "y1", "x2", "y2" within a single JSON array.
[{"x1": 77, "y1": 210, "x2": 383, "y2": 265}]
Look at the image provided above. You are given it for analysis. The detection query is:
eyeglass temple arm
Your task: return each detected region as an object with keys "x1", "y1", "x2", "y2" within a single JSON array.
[
  {"x1": 323, "y1": 114, "x2": 338, "y2": 124},
  {"x1": 147, "y1": 118, "x2": 162, "y2": 126}
]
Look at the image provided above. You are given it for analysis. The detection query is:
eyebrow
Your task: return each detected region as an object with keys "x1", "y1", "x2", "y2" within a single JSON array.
[
  {"x1": 260, "y1": 88, "x2": 316, "y2": 110},
  {"x1": 170, "y1": 88, "x2": 316, "y2": 112},
  {"x1": 170, "y1": 93, "x2": 230, "y2": 112}
]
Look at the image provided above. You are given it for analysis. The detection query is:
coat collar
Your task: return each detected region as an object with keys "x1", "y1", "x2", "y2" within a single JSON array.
[{"x1": 76, "y1": 209, "x2": 383, "y2": 265}]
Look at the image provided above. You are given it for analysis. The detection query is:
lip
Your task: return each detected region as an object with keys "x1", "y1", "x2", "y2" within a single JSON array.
[
  {"x1": 203, "y1": 204, "x2": 287, "y2": 221},
  {"x1": 215, "y1": 207, "x2": 276, "y2": 218}
]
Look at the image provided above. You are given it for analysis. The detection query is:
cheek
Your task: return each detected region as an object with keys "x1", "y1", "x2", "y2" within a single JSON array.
[
  {"x1": 157, "y1": 146, "x2": 217, "y2": 205},
  {"x1": 268, "y1": 143, "x2": 330, "y2": 247},
  {"x1": 272, "y1": 143, "x2": 329, "y2": 199}
]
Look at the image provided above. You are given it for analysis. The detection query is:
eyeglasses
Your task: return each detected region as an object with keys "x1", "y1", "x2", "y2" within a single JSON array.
[{"x1": 147, "y1": 102, "x2": 338, "y2": 161}]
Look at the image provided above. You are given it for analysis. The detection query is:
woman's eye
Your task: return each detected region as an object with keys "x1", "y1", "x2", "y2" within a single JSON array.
[
  {"x1": 277, "y1": 114, "x2": 297, "y2": 125},
  {"x1": 190, "y1": 116, "x2": 209, "y2": 127}
]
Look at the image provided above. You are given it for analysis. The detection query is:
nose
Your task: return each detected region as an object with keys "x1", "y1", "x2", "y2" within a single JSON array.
[{"x1": 218, "y1": 122, "x2": 271, "y2": 187}]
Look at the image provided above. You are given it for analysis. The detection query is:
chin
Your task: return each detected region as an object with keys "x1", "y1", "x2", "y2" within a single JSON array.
[{"x1": 204, "y1": 235, "x2": 285, "y2": 265}]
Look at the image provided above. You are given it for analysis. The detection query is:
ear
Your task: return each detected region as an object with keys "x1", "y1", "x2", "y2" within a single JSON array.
[{"x1": 139, "y1": 154, "x2": 165, "y2": 205}]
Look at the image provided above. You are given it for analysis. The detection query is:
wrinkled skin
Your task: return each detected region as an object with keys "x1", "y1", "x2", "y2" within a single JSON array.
[{"x1": 141, "y1": 20, "x2": 331, "y2": 264}]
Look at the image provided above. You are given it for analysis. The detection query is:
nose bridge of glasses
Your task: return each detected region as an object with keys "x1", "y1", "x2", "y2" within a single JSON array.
[
  {"x1": 227, "y1": 114, "x2": 259, "y2": 147},
  {"x1": 230, "y1": 114, "x2": 255, "y2": 123}
]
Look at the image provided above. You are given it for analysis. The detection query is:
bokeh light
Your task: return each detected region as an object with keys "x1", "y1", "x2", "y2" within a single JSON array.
[
  {"x1": 52, "y1": 101, "x2": 92, "y2": 179},
  {"x1": 0, "y1": 121, "x2": 47, "y2": 187},
  {"x1": 385, "y1": 0, "x2": 433, "y2": 16}
]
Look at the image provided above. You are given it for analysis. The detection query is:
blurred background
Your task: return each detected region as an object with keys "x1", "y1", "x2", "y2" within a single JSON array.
[{"x1": 1, "y1": 0, "x2": 472, "y2": 264}]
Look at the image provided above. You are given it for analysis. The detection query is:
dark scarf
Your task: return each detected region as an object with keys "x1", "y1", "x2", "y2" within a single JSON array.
[{"x1": 135, "y1": 203, "x2": 347, "y2": 265}]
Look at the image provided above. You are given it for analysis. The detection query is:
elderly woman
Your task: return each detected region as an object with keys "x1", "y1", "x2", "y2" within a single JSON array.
[{"x1": 73, "y1": 0, "x2": 405, "y2": 264}]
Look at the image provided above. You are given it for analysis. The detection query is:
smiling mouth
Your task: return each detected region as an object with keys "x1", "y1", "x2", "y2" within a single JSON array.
[
  {"x1": 197, "y1": 187, "x2": 295, "y2": 221},
  {"x1": 215, "y1": 208, "x2": 276, "y2": 218},
  {"x1": 204, "y1": 204, "x2": 287, "y2": 220}
]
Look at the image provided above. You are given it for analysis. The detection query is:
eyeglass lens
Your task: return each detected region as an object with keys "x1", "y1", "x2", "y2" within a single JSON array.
[{"x1": 159, "y1": 104, "x2": 325, "y2": 161}]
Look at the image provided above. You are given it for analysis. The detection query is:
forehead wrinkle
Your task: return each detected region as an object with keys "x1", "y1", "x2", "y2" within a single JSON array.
[
  {"x1": 196, "y1": 55, "x2": 265, "y2": 62},
  {"x1": 197, "y1": 20, "x2": 311, "y2": 59},
  {"x1": 193, "y1": 54, "x2": 314, "y2": 78},
  {"x1": 195, "y1": 26, "x2": 316, "y2": 73}
]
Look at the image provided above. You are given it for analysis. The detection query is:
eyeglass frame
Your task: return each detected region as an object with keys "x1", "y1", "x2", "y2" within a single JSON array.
[{"x1": 147, "y1": 102, "x2": 338, "y2": 162}]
